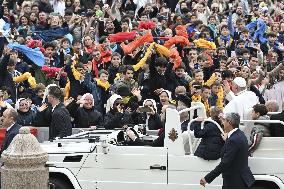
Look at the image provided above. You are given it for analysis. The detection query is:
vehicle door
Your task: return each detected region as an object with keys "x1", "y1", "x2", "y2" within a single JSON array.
[
  {"x1": 95, "y1": 145, "x2": 168, "y2": 189},
  {"x1": 75, "y1": 144, "x2": 167, "y2": 189}
]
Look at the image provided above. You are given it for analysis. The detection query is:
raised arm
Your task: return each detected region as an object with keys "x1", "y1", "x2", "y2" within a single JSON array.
[
  {"x1": 267, "y1": 61, "x2": 284, "y2": 77},
  {"x1": 250, "y1": 71, "x2": 264, "y2": 86}
]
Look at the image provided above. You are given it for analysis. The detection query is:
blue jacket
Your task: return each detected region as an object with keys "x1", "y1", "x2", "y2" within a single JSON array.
[{"x1": 83, "y1": 72, "x2": 105, "y2": 114}]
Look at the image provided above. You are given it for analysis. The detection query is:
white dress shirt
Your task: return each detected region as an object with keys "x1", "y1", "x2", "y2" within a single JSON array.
[
  {"x1": 6, "y1": 122, "x2": 15, "y2": 132},
  {"x1": 228, "y1": 128, "x2": 238, "y2": 139}
]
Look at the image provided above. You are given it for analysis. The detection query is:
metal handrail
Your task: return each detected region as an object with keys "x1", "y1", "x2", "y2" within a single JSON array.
[
  {"x1": 241, "y1": 120, "x2": 284, "y2": 126},
  {"x1": 267, "y1": 112, "x2": 281, "y2": 115},
  {"x1": 178, "y1": 106, "x2": 204, "y2": 114},
  {"x1": 187, "y1": 118, "x2": 224, "y2": 135}
]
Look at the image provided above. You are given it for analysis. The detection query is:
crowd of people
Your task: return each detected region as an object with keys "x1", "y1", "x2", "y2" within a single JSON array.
[{"x1": 0, "y1": 0, "x2": 284, "y2": 154}]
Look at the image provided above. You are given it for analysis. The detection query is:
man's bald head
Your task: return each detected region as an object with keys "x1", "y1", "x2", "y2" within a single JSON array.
[
  {"x1": 265, "y1": 100, "x2": 279, "y2": 113},
  {"x1": 1, "y1": 108, "x2": 18, "y2": 128},
  {"x1": 6, "y1": 108, "x2": 18, "y2": 122}
]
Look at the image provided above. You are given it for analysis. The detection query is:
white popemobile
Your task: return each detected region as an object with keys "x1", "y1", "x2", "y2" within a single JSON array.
[{"x1": 42, "y1": 103, "x2": 284, "y2": 189}]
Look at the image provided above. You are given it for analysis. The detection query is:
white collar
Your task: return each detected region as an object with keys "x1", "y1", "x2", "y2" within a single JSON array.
[
  {"x1": 228, "y1": 128, "x2": 238, "y2": 138},
  {"x1": 7, "y1": 123, "x2": 15, "y2": 132},
  {"x1": 236, "y1": 89, "x2": 247, "y2": 96},
  {"x1": 52, "y1": 103, "x2": 60, "y2": 112},
  {"x1": 181, "y1": 119, "x2": 189, "y2": 124}
]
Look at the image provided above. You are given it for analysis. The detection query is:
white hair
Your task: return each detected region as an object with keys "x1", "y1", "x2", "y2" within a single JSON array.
[{"x1": 80, "y1": 93, "x2": 94, "y2": 106}]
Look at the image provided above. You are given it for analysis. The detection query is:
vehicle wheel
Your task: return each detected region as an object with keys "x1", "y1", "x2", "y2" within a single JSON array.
[{"x1": 49, "y1": 177, "x2": 72, "y2": 189}]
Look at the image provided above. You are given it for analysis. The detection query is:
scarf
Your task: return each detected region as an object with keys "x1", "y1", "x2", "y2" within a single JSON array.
[
  {"x1": 95, "y1": 79, "x2": 110, "y2": 91},
  {"x1": 202, "y1": 98, "x2": 210, "y2": 115},
  {"x1": 220, "y1": 35, "x2": 231, "y2": 44},
  {"x1": 191, "y1": 94, "x2": 201, "y2": 102}
]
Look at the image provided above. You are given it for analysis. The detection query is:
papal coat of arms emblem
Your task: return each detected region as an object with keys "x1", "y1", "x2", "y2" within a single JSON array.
[{"x1": 168, "y1": 128, "x2": 178, "y2": 142}]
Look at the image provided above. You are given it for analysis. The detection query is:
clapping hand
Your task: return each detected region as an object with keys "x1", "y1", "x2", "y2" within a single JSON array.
[
  {"x1": 154, "y1": 88, "x2": 163, "y2": 95},
  {"x1": 131, "y1": 88, "x2": 142, "y2": 101},
  {"x1": 64, "y1": 97, "x2": 74, "y2": 107},
  {"x1": 131, "y1": 88, "x2": 141, "y2": 97},
  {"x1": 38, "y1": 103, "x2": 48, "y2": 112},
  {"x1": 117, "y1": 104, "x2": 124, "y2": 113},
  {"x1": 125, "y1": 107, "x2": 132, "y2": 113}
]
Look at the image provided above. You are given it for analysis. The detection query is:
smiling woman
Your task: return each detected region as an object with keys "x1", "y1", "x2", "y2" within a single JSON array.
[{"x1": 15, "y1": 98, "x2": 37, "y2": 126}]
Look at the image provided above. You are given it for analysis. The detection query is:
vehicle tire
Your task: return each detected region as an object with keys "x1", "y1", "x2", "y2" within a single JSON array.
[{"x1": 49, "y1": 177, "x2": 72, "y2": 189}]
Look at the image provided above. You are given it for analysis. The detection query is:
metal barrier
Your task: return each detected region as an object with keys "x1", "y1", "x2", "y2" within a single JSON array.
[
  {"x1": 267, "y1": 112, "x2": 281, "y2": 115},
  {"x1": 28, "y1": 127, "x2": 97, "y2": 143},
  {"x1": 241, "y1": 120, "x2": 284, "y2": 126}
]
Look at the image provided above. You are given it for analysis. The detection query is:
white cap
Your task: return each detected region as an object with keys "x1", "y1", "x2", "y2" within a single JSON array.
[
  {"x1": 233, "y1": 77, "x2": 247, "y2": 88},
  {"x1": 106, "y1": 94, "x2": 122, "y2": 113}
]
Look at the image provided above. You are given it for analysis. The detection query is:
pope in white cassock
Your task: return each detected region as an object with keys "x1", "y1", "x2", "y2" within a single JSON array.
[{"x1": 223, "y1": 77, "x2": 259, "y2": 120}]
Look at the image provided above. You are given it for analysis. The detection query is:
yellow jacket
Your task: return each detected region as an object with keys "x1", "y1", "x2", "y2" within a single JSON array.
[{"x1": 13, "y1": 72, "x2": 36, "y2": 89}]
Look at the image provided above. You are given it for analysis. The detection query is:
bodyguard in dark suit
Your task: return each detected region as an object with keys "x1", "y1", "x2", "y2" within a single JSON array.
[
  {"x1": 47, "y1": 86, "x2": 72, "y2": 139},
  {"x1": 270, "y1": 110, "x2": 284, "y2": 137},
  {"x1": 0, "y1": 108, "x2": 21, "y2": 155},
  {"x1": 200, "y1": 113, "x2": 255, "y2": 189}
]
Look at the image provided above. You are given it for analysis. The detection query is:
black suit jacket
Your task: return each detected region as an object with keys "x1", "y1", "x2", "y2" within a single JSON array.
[
  {"x1": 270, "y1": 111, "x2": 284, "y2": 137},
  {"x1": 50, "y1": 103, "x2": 72, "y2": 139},
  {"x1": 0, "y1": 123, "x2": 22, "y2": 155},
  {"x1": 205, "y1": 129, "x2": 255, "y2": 189}
]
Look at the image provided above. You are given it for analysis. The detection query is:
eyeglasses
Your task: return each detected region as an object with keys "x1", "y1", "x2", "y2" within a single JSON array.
[
  {"x1": 19, "y1": 103, "x2": 28, "y2": 107},
  {"x1": 94, "y1": 53, "x2": 100, "y2": 57}
]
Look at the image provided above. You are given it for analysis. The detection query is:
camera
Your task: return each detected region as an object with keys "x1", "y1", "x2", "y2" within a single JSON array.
[{"x1": 245, "y1": 14, "x2": 252, "y2": 19}]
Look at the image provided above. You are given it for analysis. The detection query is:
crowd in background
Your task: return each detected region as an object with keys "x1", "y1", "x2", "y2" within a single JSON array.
[{"x1": 0, "y1": 0, "x2": 284, "y2": 152}]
